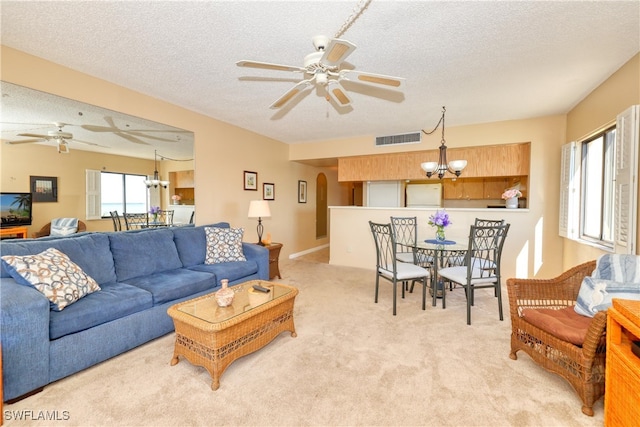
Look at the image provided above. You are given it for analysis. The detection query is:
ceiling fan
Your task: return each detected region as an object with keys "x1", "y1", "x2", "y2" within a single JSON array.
[
  {"x1": 8, "y1": 122, "x2": 105, "y2": 154},
  {"x1": 81, "y1": 116, "x2": 186, "y2": 145},
  {"x1": 236, "y1": 35, "x2": 405, "y2": 109}
]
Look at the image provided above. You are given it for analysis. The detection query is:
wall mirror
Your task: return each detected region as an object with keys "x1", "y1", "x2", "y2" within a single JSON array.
[{"x1": 0, "y1": 81, "x2": 194, "y2": 161}]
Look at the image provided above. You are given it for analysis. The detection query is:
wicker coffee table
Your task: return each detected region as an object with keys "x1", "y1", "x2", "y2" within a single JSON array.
[{"x1": 167, "y1": 280, "x2": 298, "y2": 390}]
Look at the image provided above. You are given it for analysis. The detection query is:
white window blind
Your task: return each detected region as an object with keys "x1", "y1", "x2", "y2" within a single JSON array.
[
  {"x1": 559, "y1": 141, "x2": 579, "y2": 239},
  {"x1": 614, "y1": 105, "x2": 639, "y2": 254},
  {"x1": 85, "y1": 169, "x2": 101, "y2": 220}
]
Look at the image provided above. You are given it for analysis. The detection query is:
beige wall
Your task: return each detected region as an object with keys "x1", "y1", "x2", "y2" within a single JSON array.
[
  {"x1": 563, "y1": 53, "x2": 640, "y2": 269},
  {"x1": 1, "y1": 46, "x2": 343, "y2": 257}
]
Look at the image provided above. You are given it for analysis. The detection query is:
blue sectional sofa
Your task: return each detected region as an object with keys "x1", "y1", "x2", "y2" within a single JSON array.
[{"x1": 0, "y1": 223, "x2": 269, "y2": 401}]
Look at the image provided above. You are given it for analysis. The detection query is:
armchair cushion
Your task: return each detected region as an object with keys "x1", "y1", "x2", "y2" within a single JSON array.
[{"x1": 522, "y1": 306, "x2": 592, "y2": 346}]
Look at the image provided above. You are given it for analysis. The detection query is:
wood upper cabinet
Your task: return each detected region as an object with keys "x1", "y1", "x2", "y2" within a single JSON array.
[
  {"x1": 175, "y1": 170, "x2": 194, "y2": 188},
  {"x1": 337, "y1": 142, "x2": 530, "y2": 182}
]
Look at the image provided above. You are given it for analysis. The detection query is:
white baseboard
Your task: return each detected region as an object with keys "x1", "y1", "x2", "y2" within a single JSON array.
[{"x1": 288, "y1": 244, "x2": 330, "y2": 259}]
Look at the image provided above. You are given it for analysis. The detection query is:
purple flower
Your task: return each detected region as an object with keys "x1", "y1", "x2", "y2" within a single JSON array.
[
  {"x1": 149, "y1": 206, "x2": 160, "y2": 215},
  {"x1": 428, "y1": 210, "x2": 451, "y2": 228}
]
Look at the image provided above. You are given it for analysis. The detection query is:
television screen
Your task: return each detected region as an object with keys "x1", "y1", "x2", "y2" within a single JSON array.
[{"x1": 0, "y1": 192, "x2": 33, "y2": 228}]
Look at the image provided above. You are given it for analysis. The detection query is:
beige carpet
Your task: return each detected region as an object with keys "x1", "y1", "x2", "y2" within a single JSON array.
[{"x1": 3, "y1": 250, "x2": 604, "y2": 426}]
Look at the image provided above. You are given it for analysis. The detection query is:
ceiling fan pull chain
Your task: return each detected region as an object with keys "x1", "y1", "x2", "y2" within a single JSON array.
[{"x1": 334, "y1": 0, "x2": 373, "y2": 39}]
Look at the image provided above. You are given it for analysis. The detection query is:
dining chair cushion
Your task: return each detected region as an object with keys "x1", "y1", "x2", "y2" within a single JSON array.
[
  {"x1": 438, "y1": 265, "x2": 497, "y2": 285},
  {"x1": 521, "y1": 306, "x2": 592, "y2": 346},
  {"x1": 204, "y1": 226, "x2": 247, "y2": 264},
  {"x1": 379, "y1": 262, "x2": 429, "y2": 281},
  {"x1": 395, "y1": 252, "x2": 415, "y2": 263}
]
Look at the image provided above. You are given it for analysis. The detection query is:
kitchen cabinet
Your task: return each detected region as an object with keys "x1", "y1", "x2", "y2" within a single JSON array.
[
  {"x1": 337, "y1": 142, "x2": 530, "y2": 182},
  {"x1": 175, "y1": 170, "x2": 194, "y2": 187},
  {"x1": 443, "y1": 176, "x2": 528, "y2": 200},
  {"x1": 443, "y1": 178, "x2": 484, "y2": 200}
]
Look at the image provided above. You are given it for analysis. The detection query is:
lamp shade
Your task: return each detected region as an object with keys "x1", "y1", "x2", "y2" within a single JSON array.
[{"x1": 248, "y1": 200, "x2": 271, "y2": 218}]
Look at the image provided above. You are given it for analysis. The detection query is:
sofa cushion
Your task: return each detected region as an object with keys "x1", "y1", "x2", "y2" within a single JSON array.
[
  {"x1": 0, "y1": 233, "x2": 117, "y2": 284},
  {"x1": 521, "y1": 306, "x2": 592, "y2": 346},
  {"x1": 49, "y1": 281, "x2": 153, "y2": 339},
  {"x1": 122, "y1": 268, "x2": 215, "y2": 305},
  {"x1": 50, "y1": 217, "x2": 78, "y2": 236},
  {"x1": 1, "y1": 248, "x2": 101, "y2": 311},
  {"x1": 108, "y1": 228, "x2": 182, "y2": 281},
  {"x1": 173, "y1": 223, "x2": 230, "y2": 267},
  {"x1": 189, "y1": 260, "x2": 259, "y2": 287},
  {"x1": 205, "y1": 226, "x2": 246, "y2": 263}
]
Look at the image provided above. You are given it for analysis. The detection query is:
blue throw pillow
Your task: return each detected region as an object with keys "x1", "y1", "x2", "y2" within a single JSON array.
[{"x1": 575, "y1": 276, "x2": 640, "y2": 317}]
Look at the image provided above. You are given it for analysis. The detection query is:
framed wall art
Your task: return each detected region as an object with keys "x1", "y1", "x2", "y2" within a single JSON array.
[
  {"x1": 263, "y1": 183, "x2": 275, "y2": 200},
  {"x1": 298, "y1": 180, "x2": 307, "y2": 203},
  {"x1": 243, "y1": 171, "x2": 258, "y2": 191},
  {"x1": 30, "y1": 176, "x2": 58, "y2": 203}
]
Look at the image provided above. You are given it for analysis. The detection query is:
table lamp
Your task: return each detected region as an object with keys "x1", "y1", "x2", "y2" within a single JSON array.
[{"x1": 248, "y1": 200, "x2": 271, "y2": 246}]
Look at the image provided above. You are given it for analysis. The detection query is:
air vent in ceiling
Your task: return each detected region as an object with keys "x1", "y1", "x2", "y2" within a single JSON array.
[{"x1": 375, "y1": 132, "x2": 421, "y2": 146}]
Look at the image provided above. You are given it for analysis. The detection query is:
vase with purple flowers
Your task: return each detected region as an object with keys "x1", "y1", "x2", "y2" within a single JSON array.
[{"x1": 428, "y1": 210, "x2": 451, "y2": 242}]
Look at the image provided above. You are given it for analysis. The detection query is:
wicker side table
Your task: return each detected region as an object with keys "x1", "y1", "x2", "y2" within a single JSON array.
[
  {"x1": 605, "y1": 299, "x2": 640, "y2": 426},
  {"x1": 266, "y1": 243, "x2": 283, "y2": 279},
  {"x1": 168, "y1": 280, "x2": 297, "y2": 390}
]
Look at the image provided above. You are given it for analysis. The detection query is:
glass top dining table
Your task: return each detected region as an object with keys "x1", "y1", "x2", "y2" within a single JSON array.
[{"x1": 413, "y1": 240, "x2": 468, "y2": 308}]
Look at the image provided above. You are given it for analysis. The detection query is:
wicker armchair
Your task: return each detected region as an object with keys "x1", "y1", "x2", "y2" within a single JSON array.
[
  {"x1": 507, "y1": 260, "x2": 606, "y2": 416},
  {"x1": 32, "y1": 220, "x2": 87, "y2": 238}
]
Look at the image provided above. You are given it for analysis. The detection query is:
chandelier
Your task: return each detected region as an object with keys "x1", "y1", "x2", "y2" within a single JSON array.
[
  {"x1": 144, "y1": 150, "x2": 170, "y2": 189},
  {"x1": 420, "y1": 106, "x2": 467, "y2": 179}
]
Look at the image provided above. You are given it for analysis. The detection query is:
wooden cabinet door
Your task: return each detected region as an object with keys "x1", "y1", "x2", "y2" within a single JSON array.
[
  {"x1": 176, "y1": 170, "x2": 195, "y2": 187},
  {"x1": 483, "y1": 178, "x2": 508, "y2": 199},
  {"x1": 463, "y1": 178, "x2": 484, "y2": 199}
]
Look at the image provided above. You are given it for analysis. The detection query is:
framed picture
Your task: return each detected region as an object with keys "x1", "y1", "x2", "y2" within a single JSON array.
[
  {"x1": 263, "y1": 183, "x2": 275, "y2": 200},
  {"x1": 30, "y1": 176, "x2": 58, "y2": 203},
  {"x1": 244, "y1": 170, "x2": 258, "y2": 191},
  {"x1": 298, "y1": 180, "x2": 307, "y2": 203}
]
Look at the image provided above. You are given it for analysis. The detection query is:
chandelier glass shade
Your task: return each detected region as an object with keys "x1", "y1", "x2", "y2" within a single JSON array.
[{"x1": 421, "y1": 106, "x2": 467, "y2": 179}]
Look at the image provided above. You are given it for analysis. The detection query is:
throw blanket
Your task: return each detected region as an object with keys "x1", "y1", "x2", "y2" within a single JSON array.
[
  {"x1": 50, "y1": 218, "x2": 79, "y2": 237},
  {"x1": 575, "y1": 254, "x2": 640, "y2": 317}
]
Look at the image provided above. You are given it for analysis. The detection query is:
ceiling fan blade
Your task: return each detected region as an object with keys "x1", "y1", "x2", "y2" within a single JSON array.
[
  {"x1": 17, "y1": 132, "x2": 48, "y2": 138},
  {"x1": 114, "y1": 132, "x2": 150, "y2": 145},
  {"x1": 81, "y1": 124, "x2": 117, "y2": 132},
  {"x1": 269, "y1": 79, "x2": 314, "y2": 109},
  {"x1": 237, "y1": 60, "x2": 305, "y2": 73},
  {"x1": 7, "y1": 138, "x2": 45, "y2": 144},
  {"x1": 72, "y1": 139, "x2": 109, "y2": 148},
  {"x1": 126, "y1": 131, "x2": 176, "y2": 142},
  {"x1": 321, "y1": 38, "x2": 356, "y2": 68},
  {"x1": 339, "y1": 70, "x2": 405, "y2": 89},
  {"x1": 325, "y1": 81, "x2": 352, "y2": 107}
]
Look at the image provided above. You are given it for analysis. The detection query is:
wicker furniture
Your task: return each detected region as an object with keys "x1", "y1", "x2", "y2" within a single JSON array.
[
  {"x1": 32, "y1": 221, "x2": 86, "y2": 238},
  {"x1": 167, "y1": 280, "x2": 298, "y2": 390},
  {"x1": 605, "y1": 299, "x2": 640, "y2": 426},
  {"x1": 506, "y1": 260, "x2": 606, "y2": 416},
  {"x1": 266, "y1": 243, "x2": 283, "y2": 279}
]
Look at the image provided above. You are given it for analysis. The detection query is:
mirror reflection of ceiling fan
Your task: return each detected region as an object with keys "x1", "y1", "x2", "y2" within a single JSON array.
[
  {"x1": 7, "y1": 122, "x2": 106, "y2": 154},
  {"x1": 81, "y1": 116, "x2": 188, "y2": 145},
  {"x1": 236, "y1": 35, "x2": 405, "y2": 110}
]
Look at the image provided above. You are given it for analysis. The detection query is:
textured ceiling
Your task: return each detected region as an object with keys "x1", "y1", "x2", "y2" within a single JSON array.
[{"x1": 1, "y1": 0, "x2": 639, "y2": 159}]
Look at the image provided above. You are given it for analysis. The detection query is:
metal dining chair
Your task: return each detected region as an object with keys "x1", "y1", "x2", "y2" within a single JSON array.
[
  {"x1": 123, "y1": 212, "x2": 149, "y2": 230},
  {"x1": 438, "y1": 223, "x2": 510, "y2": 324},
  {"x1": 390, "y1": 216, "x2": 418, "y2": 264},
  {"x1": 369, "y1": 221, "x2": 430, "y2": 315},
  {"x1": 109, "y1": 210, "x2": 123, "y2": 231}
]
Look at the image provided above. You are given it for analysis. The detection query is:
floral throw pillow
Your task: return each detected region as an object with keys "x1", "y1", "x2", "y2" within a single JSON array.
[
  {"x1": 1, "y1": 247, "x2": 101, "y2": 311},
  {"x1": 204, "y1": 227, "x2": 246, "y2": 264}
]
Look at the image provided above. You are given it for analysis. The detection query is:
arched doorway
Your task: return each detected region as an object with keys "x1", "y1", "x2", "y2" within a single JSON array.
[{"x1": 316, "y1": 173, "x2": 327, "y2": 239}]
